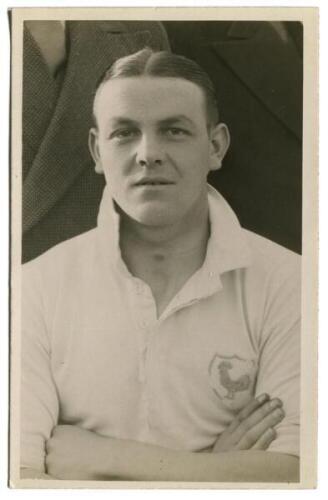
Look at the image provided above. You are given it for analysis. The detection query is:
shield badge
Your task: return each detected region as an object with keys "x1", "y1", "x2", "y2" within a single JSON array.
[{"x1": 209, "y1": 353, "x2": 257, "y2": 410}]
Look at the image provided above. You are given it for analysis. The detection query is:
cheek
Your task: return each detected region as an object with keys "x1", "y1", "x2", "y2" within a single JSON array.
[
  {"x1": 178, "y1": 154, "x2": 211, "y2": 185},
  {"x1": 99, "y1": 142, "x2": 115, "y2": 162},
  {"x1": 175, "y1": 141, "x2": 211, "y2": 168},
  {"x1": 99, "y1": 146, "x2": 129, "y2": 178}
]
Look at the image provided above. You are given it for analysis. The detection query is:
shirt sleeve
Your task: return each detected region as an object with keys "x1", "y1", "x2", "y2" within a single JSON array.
[
  {"x1": 254, "y1": 252, "x2": 301, "y2": 457},
  {"x1": 21, "y1": 261, "x2": 59, "y2": 472}
]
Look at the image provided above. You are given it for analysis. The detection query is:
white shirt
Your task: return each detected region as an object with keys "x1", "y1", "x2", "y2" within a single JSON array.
[{"x1": 21, "y1": 185, "x2": 301, "y2": 472}]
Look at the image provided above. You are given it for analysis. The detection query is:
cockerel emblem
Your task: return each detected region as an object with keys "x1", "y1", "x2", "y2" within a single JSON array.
[{"x1": 209, "y1": 354, "x2": 257, "y2": 409}]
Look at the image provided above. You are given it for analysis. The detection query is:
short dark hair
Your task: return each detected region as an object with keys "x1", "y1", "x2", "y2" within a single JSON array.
[{"x1": 93, "y1": 48, "x2": 219, "y2": 127}]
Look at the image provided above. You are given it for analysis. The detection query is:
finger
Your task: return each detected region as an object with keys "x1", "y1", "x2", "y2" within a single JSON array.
[
  {"x1": 238, "y1": 394, "x2": 270, "y2": 420},
  {"x1": 252, "y1": 427, "x2": 277, "y2": 450},
  {"x1": 236, "y1": 407, "x2": 285, "y2": 450},
  {"x1": 232, "y1": 398, "x2": 283, "y2": 438},
  {"x1": 228, "y1": 394, "x2": 270, "y2": 433}
]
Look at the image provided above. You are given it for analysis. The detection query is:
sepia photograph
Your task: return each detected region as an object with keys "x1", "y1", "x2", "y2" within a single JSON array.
[{"x1": 9, "y1": 6, "x2": 318, "y2": 489}]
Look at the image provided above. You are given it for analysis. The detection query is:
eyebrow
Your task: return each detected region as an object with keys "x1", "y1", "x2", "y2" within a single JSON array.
[
  {"x1": 108, "y1": 115, "x2": 196, "y2": 127},
  {"x1": 157, "y1": 115, "x2": 195, "y2": 127}
]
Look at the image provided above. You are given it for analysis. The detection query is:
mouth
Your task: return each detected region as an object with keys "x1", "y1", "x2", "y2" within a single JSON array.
[{"x1": 134, "y1": 178, "x2": 175, "y2": 187}]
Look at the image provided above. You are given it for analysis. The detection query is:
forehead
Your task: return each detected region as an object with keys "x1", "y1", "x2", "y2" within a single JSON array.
[{"x1": 94, "y1": 76, "x2": 208, "y2": 126}]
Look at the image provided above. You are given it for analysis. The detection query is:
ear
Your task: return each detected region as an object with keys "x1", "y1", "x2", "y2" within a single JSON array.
[
  {"x1": 88, "y1": 128, "x2": 103, "y2": 174},
  {"x1": 208, "y1": 123, "x2": 230, "y2": 172}
]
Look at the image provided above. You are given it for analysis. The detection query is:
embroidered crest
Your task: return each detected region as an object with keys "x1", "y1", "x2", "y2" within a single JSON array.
[{"x1": 209, "y1": 354, "x2": 257, "y2": 409}]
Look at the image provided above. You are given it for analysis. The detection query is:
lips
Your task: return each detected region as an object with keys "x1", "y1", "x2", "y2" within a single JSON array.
[{"x1": 134, "y1": 177, "x2": 175, "y2": 186}]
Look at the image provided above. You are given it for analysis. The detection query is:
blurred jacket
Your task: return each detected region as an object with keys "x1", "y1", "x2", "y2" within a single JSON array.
[
  {"x1": 163, "y1": 21, "x2": 303, "y2": 253},
  {"x1": 22, "y1": 20, "x2": 170, "y2": 263}
]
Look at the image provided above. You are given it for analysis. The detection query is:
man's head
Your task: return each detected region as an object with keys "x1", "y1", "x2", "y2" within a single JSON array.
[{"x1": 89, "y1": 48, "x2": 230, "y2": 227}]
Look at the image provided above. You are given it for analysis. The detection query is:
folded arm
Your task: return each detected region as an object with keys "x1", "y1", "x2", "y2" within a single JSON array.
[{"x1": 42, "y1": 424, "x2": 299, "y2": 482}]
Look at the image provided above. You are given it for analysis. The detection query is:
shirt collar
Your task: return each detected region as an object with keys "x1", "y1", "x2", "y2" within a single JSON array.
[
  {"x1": 96, "y1": 185, "x2": 132, "y2": 278},
  {"x1": 206, "y1": 184, "x2": 252, "y2": 275},
  {"x1": 96, "y1": 184, "x2": 252, "y2": 280}
]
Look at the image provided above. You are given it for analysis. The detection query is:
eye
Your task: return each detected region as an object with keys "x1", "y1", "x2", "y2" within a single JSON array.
[
  {"x1": 109, "y1": 128, "x2": 139, "y2": 141},
  {"x1": 165, "y1": 127, "x2": 189, "y2": 137},
  {"x1": 164, "y1": 127, "x2": 190, "y2": 140}
]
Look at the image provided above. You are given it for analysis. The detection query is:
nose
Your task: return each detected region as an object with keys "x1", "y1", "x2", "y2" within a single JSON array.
[{"x1": 136, "y1": 134, "x2": 164, "y2": 168}]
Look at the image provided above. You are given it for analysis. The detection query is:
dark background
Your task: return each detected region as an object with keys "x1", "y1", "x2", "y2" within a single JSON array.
[
  {"x1": 163, "y1": 21, "x2": 303, "y2": 254},
  {"x1": 22, "y1": 21, "x2": 303, "y2": 263}
]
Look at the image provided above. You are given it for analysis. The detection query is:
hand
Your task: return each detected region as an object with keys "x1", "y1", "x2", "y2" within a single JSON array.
[
  {"x1": 46, "y1": 425, "x2": 108, "y2": 480},
  {"x1": 212, "y1": 394, "x2": 285, "y2": 453}
]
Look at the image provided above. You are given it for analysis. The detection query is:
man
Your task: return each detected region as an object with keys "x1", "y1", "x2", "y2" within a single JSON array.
[{"x1": 21, "y1": 49, "x2": 300, "y2": 482}]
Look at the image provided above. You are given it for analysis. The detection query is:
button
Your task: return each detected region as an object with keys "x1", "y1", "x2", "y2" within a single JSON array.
[
  {"x1": 139, "y1": 319, "x2": 148, "y2": 329},
  {"x1": 209, "y1": 271, "x2": 215, "y2": 278}
]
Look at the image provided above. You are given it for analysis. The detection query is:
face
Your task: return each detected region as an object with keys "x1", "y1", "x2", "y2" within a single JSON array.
[{"x1": 90, "y1": 76, "x2": 229, "y2": 228}]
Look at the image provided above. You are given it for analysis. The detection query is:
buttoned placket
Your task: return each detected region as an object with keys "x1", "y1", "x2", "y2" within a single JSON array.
[
  {"x1": 99, "y1": 195, "x2": 163, "y2": 435},
  {"x1": 125, "y1": 276, "x2": 159, "y2": 437},
  {"x1": 134, "y1": 283, "x2": 156, "y2": 381}
]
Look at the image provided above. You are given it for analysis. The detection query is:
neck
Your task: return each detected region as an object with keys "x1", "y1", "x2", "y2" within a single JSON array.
[
  {"x1": 118, "y1": 198, "x2": 210, "y2": 317},
  {"x1": 119, "y1": 199, "x2": 210, "y2": 258}
]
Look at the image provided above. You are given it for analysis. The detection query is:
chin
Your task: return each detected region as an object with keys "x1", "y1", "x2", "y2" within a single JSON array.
[{"x1": 130, "y1": 205, "x2": 177, "y2": 227}]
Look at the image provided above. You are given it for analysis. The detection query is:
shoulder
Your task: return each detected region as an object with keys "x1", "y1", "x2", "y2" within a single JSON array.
[
  {"x1": 23, "y1": 229, "x2": 98, "y2": 285},
  {"x1": 237, "y1": 230, "x2": 301, "y2": 311},
  {"x1": 234, "y1": 231, "x2": 301, "y2": 344},
  {"x1": 243, "y1": 229, "x2": 301, "y2": 277}
]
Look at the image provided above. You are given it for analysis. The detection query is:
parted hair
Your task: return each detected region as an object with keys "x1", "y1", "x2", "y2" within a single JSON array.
[{"x1": 93, "y1": 47, "x2": 219, "y2": 127}]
